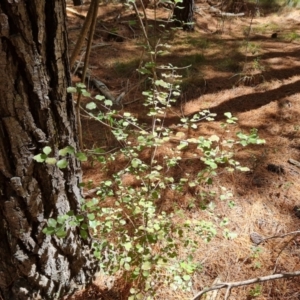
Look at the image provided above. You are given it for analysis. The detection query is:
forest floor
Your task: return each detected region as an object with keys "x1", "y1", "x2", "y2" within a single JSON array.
[{"x1": 66, "y1": 1, "x2": 300, "y2": 299}]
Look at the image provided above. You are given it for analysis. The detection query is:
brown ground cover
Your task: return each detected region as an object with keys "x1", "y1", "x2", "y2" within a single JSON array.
[{"x1": 66, "y1": 1, "x2": 300, "y2": 299}]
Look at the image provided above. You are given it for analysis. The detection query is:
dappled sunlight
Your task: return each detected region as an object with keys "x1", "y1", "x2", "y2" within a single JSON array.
[{"x1": 67, "y1": 1, "x2": 300, "y2": 299}]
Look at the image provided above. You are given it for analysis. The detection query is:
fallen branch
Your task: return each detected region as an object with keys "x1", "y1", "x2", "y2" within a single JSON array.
[
  {"x1": 66, "y1": 7, "x2": 86, "y2": 19},
  {"x1": 192, "y1": 271, "x2": 300, "y2": 300},
  {"x1": 75, "y1": 69, "x2": 125, "y2": 109},
  {"x1": 288, "y1": 158, "x2": 300, "y2": 169},
  {"x1": 208, "y1": 5, "x2": 244, "y2": 17},
  {"x1": 90, "y1": 77, "x2": 117, "y2": 102},
  {"x1": 257, "y1": 230, "x2": 300, "y2": 245}
]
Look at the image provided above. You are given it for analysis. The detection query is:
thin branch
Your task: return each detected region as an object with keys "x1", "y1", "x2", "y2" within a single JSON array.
[
  {"x1": 273, "y1": 234, "x2": 299, "y2": 273},
  {"x1": 192, "y1": 271, "x2": 300, "y2": 300},
  {"x1": 131, "y1": 0, "x2": 157, "y2": 81},
  {"x1": 69, "y1": 2, "x2": 95, "y2": 68},
  {"x1": 257, "y1": 230, "x2": 300, "y2": 245},
  {"x1": 76, "y1": 0, "x2": 99, "y2": 149}
]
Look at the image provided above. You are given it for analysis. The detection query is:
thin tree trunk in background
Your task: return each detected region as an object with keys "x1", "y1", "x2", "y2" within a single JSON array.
[
  {"x1": 0, "y1": 1, "x2": 97, "y2": 299},
  {"x1": 173, "y1": 0, "x2": 194, "y2": 31}
]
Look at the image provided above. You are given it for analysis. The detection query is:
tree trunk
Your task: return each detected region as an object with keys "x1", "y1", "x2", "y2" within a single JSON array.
[
  {"x1": 173, "y1": 0, "x2": 194, "y2": 31},
  {"x1": 0, "y1": 1, "x2": 97, "y2": 299}
]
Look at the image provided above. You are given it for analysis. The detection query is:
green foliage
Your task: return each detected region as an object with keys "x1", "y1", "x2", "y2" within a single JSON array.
[
  {"x1": 67, "y1": 83, "x2": 91, "y2": 97},
  {"x1": 251, "y1": 246, "x2": 263, "y2": 259},
  {"x1": 40, "y1": 91, "x2": 265, "y2": 298},
  {"x1": 250, "y1": 246, "x2": 263, "y2": 270},
  {"x1": 249, "y1": 284, "x2": 262, "y2": 297},
  {"x1": 40, "y1": 23, "x2": 266, "y2": 299},
  {"x1": 240, "y1": 41, "x2": 261, "y2": 55},
  {"x1": 33, "y1": 146, "x2": 87, "y2": 169},
  {"x1": 286, "y1": 0, "x2": 300, "y2": 7},
  {"x1": 42, "y1": 76, "x2": 265, "y2": 299},
  {"x1": 42, "y1": 211, "x2": 89, "y2": 239},
  {"x1": 282, "y1": 31, "x2": 300, "y2": 42},
  {"x1": 252, "y1": 23, "x2": 280, "y2": 35}
]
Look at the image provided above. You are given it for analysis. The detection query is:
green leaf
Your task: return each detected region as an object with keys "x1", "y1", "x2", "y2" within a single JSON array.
[
  {"x1": 87, "y1": 213, "x2": 95, "y2": 221},
  {"x1": 33, "y1": 153, "x2": 47, "y2": 163},
  {"x1": 183, "y1": 275, "x2": 191, "y2": 281},
  {"x1": 104, "y1": 180, "x2": 112, "y2": 186},
  {"x1": 124, "y1": 242, "x2": 132, "y2": 251},
  {"x1": 86, "y1": 102, "x2": 97, "y2": 110},
  {"x1": 57, "y1": 215, "x2": 68, "y2": 224},
  {"x1": 135, "y1": 293, "x2": 144, "y2": 300},
  {"x1": 59, "y1": 146, "x2": 74, "y2": 156},
  {"x1": 95, "y1": 95, "x2": 105, "y2": 101},
  {"x1": 177, "y1": 141, "x2": 188, "y2": 150},
  {"x1": 69, "y1": 220, "x2": 78, "y2": 227},
  {"x1": 57, "y1": 159, "x2": 68, "y2": 169},
  {"x1": 43, "y1": 146, "x2": 52, "y2": 155},
  {"x1": 224, "y1": 112, "x2": 232, "y2": 118},
  {"x1": 138, "y1": 67, "x2": 151, "y2": 75},
  {"x1": 76, "y1": 83, "x2": 86, "y2": 89},
  {"x1": 42, "y1": 227, "x2": 55, "y2": 235},
  {"x1": 48, "y1": 218, "x2": 57, "y2": 227},
  {"x1": 180, "y1": 117, "x2": 188, "y2": 123},
  {"x1": 142, "y1": 270, "x2": 150, "y2": 277},
  {"x1": 80, "y1": 229, "x2": 88, "y2": 239},
  {"x1": 81, "y1": 223, "x2": 88, "y2": 230},
  {"x1": 82, "y1": 90, "x2": 91, "y2": 97},
  {"x1": 56, "y1": 228, "x2": 67, "y2": 238},
  {"x1": 131, "y1": 158, "x2": 142, "y2": 168},
  {"x1": 124, "y1": 263, "x2": 131, "y2": 271},
  {"x1": 75, "y1": 152, "x2": 87, "y2": 162},
  {"x1": 45, "y1": 157, "x2": 57, "y2": 165},
  {"x1": 67, "y1": 87, "x2": 77, "y2": 93},
  {"x1": 104, "y1": 99, "x2": 113, "y2": 106},
  {"x1": 141, "y1": 261, "x2": 151, "y2": 271},
  {"x1": 67, "y1": 210, "x2": 74, "y2": 216},
  {"x1": 238, "y1": 166, "x2": 250, "y2": 172},
  {"x1": 76, "y1": 215, "x2": 85, "y2": 222},
  {"x1": 155, "y1": 79, "x2": 170, "y2": 88}
]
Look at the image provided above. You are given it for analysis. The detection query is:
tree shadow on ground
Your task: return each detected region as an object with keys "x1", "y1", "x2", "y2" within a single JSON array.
[{"x1": 208, "y1": 78, "x2": 300, "y2": 120}]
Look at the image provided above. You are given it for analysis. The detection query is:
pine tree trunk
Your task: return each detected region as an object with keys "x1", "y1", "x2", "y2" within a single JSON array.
[
  {"x1": 173, "y1": 0, "x2": 194, "y2": 31},
  {"x1": 0, "y1": 1, "x2": 97, "y2": 299}
]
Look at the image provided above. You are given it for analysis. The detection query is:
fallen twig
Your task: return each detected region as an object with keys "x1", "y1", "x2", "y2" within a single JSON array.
[
  {"x1": 66, "y1": 7, "x2": 86, "y2": 19},
  {"x1": 208, "y1": 6, "x2": 244, "y2": 17},
  {"x1": 288, "y1": 158, "x2": 300, "y2": 168},
  {"x1": 75, "y1": 69, "x2": 125, "y2": 109},
  {"x1": 273, "y1": 234, "x2": 298, "y2": 273},
  {"x1": 255, "y1": 230, "x2": 300, "y2": 245},
  {"x1": 192, "y1": 271, "x2": 300, "y2": 300}
]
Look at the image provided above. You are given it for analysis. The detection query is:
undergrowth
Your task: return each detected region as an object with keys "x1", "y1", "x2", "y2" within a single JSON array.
[
  {"x1": 39, "y1": 4, "x2": 267, "y2": 299},
  {"x1": 41, "y1": 59, "x2": 264, "y2": 300}
]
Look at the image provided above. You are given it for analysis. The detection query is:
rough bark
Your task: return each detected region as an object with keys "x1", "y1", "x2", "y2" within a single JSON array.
[
  {"x1": 173, "y1": 0, "x2": 194, "y2": 31},
  {"x1": 0, "y1": 1, "x2": 97, "y2": 299}
]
